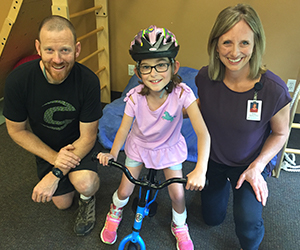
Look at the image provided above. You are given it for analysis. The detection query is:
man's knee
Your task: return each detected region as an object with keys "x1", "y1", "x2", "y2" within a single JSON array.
[
  {"x1": 52, "y1": 192, "x2": 75, "y2": 210},
  {"x1": 55, "y1": 202, "x2": 72, "y2": 210},
  {"x1": 70, "y1": 170, "x2": 100, "y2": 195}
]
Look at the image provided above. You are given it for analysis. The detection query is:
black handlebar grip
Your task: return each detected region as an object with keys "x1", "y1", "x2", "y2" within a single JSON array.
[{"x1": 91, "y1": 152, "x2": 99, "y2": 162}]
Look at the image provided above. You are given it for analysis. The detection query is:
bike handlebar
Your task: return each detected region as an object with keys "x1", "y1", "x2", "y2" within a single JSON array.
[
  {"x1": 109, "y1": 160, "x2": 187, "y2": 190},
  {"x1": 92, "y1": 153, "x2": 187, "y2": 190}
]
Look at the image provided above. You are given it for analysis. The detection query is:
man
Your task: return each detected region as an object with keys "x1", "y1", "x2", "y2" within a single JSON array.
[{"x1": 3, "y1": 15, "x2": 102, "y2": 236}]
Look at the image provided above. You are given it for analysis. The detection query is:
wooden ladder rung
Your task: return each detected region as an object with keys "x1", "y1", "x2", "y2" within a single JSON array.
[
  {"x1": 70, "y1": 5, "x2": 102, "y2": 19},
  {"x1": 291, "y1": 123, "x2": 300, "y2": 129},
  {"x1": 285, "y1": 148, "x2": 300, "y2": 155},
  {"x1": 94, "y1": 66, "x2": 106, "y2": 75},
  {"x1": 77, "y1": 27, "x2": 104, "y2": 42},
  {"x1": 78, "y1": 47, "x2": 105, "y2": 64}
]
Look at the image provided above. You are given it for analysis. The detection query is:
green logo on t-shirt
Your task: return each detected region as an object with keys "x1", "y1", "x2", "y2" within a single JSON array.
[
  {"x1": 162, "y1": 111, "x2": 176, "y2": 122},
  {"x1": 42, "y1": 100, "x2": 75, "y2": 130}
]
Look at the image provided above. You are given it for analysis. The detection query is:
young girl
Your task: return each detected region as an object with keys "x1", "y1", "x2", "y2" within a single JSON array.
[{"x1": 97, "y1": 25, "x2": 210, "y2": 250}]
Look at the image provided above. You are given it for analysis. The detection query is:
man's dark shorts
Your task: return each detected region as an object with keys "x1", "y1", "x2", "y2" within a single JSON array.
[{"x1": 36, "y1": 142, "x2": 101, "y2": 196}]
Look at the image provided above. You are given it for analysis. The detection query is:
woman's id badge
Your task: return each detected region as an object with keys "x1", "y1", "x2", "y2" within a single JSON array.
[{"x1": 247, "y1": 100, "x2": 262, "y2": 121}]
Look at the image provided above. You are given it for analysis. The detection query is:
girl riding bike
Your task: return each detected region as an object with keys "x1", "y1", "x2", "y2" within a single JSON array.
[{"x1": 96, "y1": 25, "x2": 210, "y2": 250}]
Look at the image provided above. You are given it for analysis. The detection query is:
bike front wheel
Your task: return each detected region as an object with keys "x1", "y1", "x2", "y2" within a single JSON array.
[{"x1": 127, "y1": 241, "x2": 139, "y2": 250}]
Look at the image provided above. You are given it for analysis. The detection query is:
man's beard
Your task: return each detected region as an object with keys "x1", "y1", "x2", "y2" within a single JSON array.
[{"x1": 44, "y1": 61, "x2": 74, "y2": 84}]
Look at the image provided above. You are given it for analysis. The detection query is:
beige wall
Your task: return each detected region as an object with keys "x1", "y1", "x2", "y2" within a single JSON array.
[
  {"x1": 1, "y1": 1, "x2": 299, "y2": 97},
  {"x1": 108, "y1": 0, "x2": 300, "y2": 93}
]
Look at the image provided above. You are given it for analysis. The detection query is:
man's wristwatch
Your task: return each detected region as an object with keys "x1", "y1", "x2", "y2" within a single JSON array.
[{"x1": 51, "y1": 167, "x2": 64, "y2": 179}]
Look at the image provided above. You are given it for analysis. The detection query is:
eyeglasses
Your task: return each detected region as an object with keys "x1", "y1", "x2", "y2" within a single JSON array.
[{"x1": 138, "y1": 63, "x2": 170, "y2": 75}]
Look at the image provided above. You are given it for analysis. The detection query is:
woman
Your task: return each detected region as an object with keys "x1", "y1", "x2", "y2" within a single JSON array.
[{"x1": 195, "y1": 4, "x2": 291, "y2": 250}]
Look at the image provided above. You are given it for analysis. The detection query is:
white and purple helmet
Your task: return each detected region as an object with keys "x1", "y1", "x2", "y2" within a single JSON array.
[{"x1": 129, "y1": 25, "x2": 179, "y2": 61}]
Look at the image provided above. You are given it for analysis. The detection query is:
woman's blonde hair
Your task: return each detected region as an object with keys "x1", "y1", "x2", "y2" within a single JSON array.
[{"x1": 208, "y1": 3, "x2": 267, "y2": 81}]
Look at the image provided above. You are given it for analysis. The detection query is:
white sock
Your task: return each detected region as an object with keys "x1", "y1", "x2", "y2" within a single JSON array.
[
  {"x1": 172, "y1": 208, "x2": 187, "y2": 227},
  {"x1": 112, "y1": 190, "x2": 129, "y2": 208},
  {"x1": 80, "y1": 194, "x2": 91, "y2": 201}
]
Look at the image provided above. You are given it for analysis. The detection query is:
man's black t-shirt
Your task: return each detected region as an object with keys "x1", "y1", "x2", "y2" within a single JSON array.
[{"x1": 4, "y1": 59, "x2": 102, "y2": 151}]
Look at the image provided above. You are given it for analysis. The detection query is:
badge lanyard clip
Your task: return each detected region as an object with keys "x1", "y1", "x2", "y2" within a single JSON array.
[
  {"x1": 254, "y1": 91, "x2": 258, "y2": 101},
  {"x1": 254, "y1": 82, "x2": 263, "y2": 100}
]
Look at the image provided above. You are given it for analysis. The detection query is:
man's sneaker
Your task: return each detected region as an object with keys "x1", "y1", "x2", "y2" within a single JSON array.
[
  {"x1": 74, "y1": 196, "x2": 96, "y2": 236},
  {"x1": 171, "y1": 222, "x2": 194, "y2": 250},
  {"x1": 100, "y1": 204, "x2": 123, "y2": 244}
]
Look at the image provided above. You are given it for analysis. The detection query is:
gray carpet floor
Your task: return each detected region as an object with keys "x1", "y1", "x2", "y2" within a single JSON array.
[{"x1": 1, "y1": 122, "x2": 300, "y2": 250}]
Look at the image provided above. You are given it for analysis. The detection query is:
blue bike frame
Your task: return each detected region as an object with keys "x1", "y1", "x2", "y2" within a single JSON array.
[{"x1": 119, "y1": 169, "x2": 159, "y2": 250}]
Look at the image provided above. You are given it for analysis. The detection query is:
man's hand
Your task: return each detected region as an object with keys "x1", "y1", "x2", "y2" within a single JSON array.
[
  {"x1": 32, "y1": 173, "x2": 60, "y2": 203},
  {"x1": 54, "y1": 144, "x2": 81, "y2": 170},
  {"x1": 236, "y1": 165, "x2": 268, "y2": 206}
]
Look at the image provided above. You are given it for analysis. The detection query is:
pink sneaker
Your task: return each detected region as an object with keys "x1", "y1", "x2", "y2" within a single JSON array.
[
  {"x1": 171, "y1": 222, "x2": 194, "y2": 250},
  {"x1": 100, "y1": 204, "x2": 123, "y2": 244}
]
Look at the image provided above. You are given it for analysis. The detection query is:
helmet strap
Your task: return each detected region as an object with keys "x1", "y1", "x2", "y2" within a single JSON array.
[
  {"x1": 159, "y1": 58, "x2": 174, "y2": 99},
  {"x1": 159, "y1": 89, "x2": 166, "y2": 99},
  {"x1": 159, "y1": 80, "x2": 172, "y2": 98},
  {"x1": 136, "y1": 61, "x2": 142, "y2": 78}
]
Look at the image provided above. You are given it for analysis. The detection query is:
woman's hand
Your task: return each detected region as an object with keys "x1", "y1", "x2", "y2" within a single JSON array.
[{"x1": 236, "y1": 164, "x2": 268, "y2": 206}]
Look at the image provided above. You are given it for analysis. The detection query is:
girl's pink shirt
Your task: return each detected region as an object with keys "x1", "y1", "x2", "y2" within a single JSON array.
[{"x1": 124, "y1": 83, "x2": 196, "y2": 169}]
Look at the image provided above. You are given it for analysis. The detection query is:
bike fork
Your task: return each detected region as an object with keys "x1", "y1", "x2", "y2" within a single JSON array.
[
  {"x1": 118, "y1": 170, "x2": 158, "y2": 250},
  {"x1": 118, "y1": 204, "x2": 147, "y2": 250}
]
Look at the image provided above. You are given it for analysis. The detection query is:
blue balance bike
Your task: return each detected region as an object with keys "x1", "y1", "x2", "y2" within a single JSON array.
[{"x1": 93, "y1": 155, "x2": 191, "y2": 250}]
